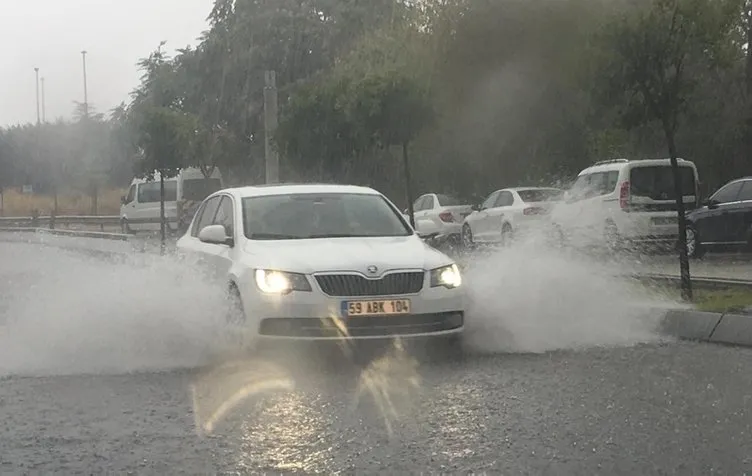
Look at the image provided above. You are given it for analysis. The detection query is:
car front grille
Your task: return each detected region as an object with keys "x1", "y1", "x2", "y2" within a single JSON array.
[{"x1": 315, "y1": 272, "x2": 424, "y2": 297}]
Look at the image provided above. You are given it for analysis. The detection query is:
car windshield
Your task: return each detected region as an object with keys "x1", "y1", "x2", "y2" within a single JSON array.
[
  {"x1": 242, "y1": 193, "x2": 412, "y2": 240},
  {"x1": 182, "y1": 178, "x2": 222, "y2": 201},
  {"x1": 630, "y1": 165, "x2": 696, "y2": 200},
  {"x1": 517, "y1": 189, "x2": 563, "y2": 203}
]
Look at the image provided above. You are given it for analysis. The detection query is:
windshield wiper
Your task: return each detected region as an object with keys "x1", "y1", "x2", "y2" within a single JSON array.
[
  {"x1": 248, "y1": 232, "x2": 300, "y2": 240},
  {"x1": 307, "y1": 233, "x2": 358, "y2": 238},
  {"x1": 307, "y1": 233, "x2": 408, "y2": 238}
]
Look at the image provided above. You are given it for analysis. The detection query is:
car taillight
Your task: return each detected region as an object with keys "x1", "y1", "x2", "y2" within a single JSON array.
[
  {"x1": 619, "y1": 181, "x2": 630, "y2": 210},
  {"x1": 439, "y1": 211, "x2": 454, "y2": 223},
  {"x1": 523, "y1": 207, "x2": 546, "y2": 216}
]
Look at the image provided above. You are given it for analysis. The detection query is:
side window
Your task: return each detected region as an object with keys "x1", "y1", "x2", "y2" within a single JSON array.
[
  {"x1": 604, "y1": 171, "x2": 619, "y2": 194},
  {"x1": 495, "y1": 191, "x2": 514, "y2": 207},
  {"x1": 213, "y1": 196, "x2": 235, "y2": 237},
  {"x1": 424, "y1": 195, "x2": 435, "y2": 210},
  {"x1": 738, "y1": 181, "x2": 752, "y2": 202},
  {"x1": 482, "y1": 191, "x2": 500, "y2": 209},
  {"x1": 137, "y1": 180, "x2": 178, "y2": 203},
  {"x1": 137, "y1": 183, "x2": 156, "y2": 203},
  {"x1": 580, "y1": 172, "x2": 617, "y2": 198},
  {"x1": 125, "y1": 185, "x2": 136, "y2": 204},
  {"x1": 711, "y1": 181, "x2": 744, "y2": 204},
  {"x1": 191, "y1": 196, "x2": 222, "y2": 237}
]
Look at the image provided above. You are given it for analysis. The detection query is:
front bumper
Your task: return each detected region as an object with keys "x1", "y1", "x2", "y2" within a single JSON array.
[
  {"x1": 239, "y1": 283, "x2": 465, "y2": 341},
  {"x1": 258, "y1": 312, "x2": 464, "y2": 340}
]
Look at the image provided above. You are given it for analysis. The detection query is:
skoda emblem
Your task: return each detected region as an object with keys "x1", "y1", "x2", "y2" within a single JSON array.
[{"x1": 366, "y1": 265, "x2": 378, "y2": 275}]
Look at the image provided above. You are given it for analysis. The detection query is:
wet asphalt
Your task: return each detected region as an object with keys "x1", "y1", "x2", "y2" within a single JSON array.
[
  {"x1": 1, "y1": 342, "x2": 752, "y2": 474},
  {"x1": 1, "y1": 238, "x2": 752, "y2": 474}
]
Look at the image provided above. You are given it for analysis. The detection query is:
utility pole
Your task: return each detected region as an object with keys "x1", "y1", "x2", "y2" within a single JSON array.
[
  {"x1": 34, "y1": 68, "x2": 40, "y2": 125},
  {"x1": 41, "y1": 77, "x2": 46, "y2": 123},
  {"x1": 263, "y1": 70, "x2": 279, "y2": 184},
  {"x1": 81, "y1": 50, "x2": 89, "y2": 118}
]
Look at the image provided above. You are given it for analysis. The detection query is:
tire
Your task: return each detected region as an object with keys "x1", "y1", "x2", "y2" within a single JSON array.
[
  {"x1": 120, "y1": 218, "x2": 132, "y2": 234},
  {"x1": 685, "y1": 225, "x2": 704, "y2": 259},
  {"x1": 461, "y1": 223, "x2": 474, "y2": 250},
  {"x1": 604, "y1": 221, "x2": 622, "y2": 252},
  {"x1": 500, "y1": 223, "x2": 513, "y2": 246},
  {"x1": 226, "y1": 284, "x2": 246, "y2": 326}
]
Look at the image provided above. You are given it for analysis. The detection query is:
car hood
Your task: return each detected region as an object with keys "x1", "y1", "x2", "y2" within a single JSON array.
[{"x1": 241, "y1": 235, "x2": 453, "y2": 275}]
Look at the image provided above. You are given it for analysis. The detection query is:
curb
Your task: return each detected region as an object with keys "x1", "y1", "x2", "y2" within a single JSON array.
[{"x1": 660, "y1": 309, "x2": 752, "y2": 347}]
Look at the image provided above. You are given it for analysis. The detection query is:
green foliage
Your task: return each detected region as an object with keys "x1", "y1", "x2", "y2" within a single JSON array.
[
  {"x1": 1, "y1": 0, "x2": 752, "y2": 201},
  {"x1": 599, "y1": 0, "x2": 740, "y2": 134},
  {"x1": 134, "y1": 107, "x2": 193, "y2": 179}
]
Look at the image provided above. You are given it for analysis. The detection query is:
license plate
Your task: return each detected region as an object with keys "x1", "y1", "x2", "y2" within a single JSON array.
[
  {"x1": 341, "y1": 299, "x2": 411, "y2": 317},
  {"x1": 652, "y1": 217, "x2": 678, "y2": 225}
]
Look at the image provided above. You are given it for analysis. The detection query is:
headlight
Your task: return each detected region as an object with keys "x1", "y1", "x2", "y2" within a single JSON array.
[
  {"x1": 254, "y1": 269, "x2": 312, "y2": 294},
  {"x1": 430, "y1": 264, "x2": 462, "y2": 289}
]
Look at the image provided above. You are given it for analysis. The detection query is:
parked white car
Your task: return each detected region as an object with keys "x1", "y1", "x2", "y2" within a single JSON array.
[
  {"x1": 406, "y1": 193, "x2": 474, "y2": 237},
  {"x1": 176, "y1": 184, "x2": 465, "y2": 342},
  {"x1": 549, "y1": 158, "x2": 700, "y2": 249},
  {"x1": 461, "y1": 187, "x2": 563, "y2": 246},
  {"x1": 120, "y1": 167, "x2": 224, "y2": 234}
]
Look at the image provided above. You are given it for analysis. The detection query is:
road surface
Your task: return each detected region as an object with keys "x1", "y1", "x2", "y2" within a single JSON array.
[{"x1": 0, "y1": 240, "x2": 751, "y2": 474}]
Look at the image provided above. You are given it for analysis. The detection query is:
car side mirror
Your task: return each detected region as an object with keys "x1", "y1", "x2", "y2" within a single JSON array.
[
  {"x1": 198, "y1": 224, "x2": 234, "y2": 247},
  {"x1": 705, "y1": 199, "x2": 719, "y2": 209},
  {"x1": 471, "y1": 204, "x2": 481, "y2": 212},
  {"x1": 121, "y1": 195, "x2": 127, "y2": 205}
]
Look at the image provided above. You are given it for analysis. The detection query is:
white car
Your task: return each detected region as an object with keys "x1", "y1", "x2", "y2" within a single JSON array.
[
  {"x1": 407, "y1": 193, "x2": 474, "y2": 237},
  {"x1": 461, "y1": 187, "x2": 563, "y2": 246},
  {"x1": 550, "y1": 158, "x2": 700, "y2": 249},
  {"x1": 176, "y1": 184, "x2": 465, "y2": 342}
]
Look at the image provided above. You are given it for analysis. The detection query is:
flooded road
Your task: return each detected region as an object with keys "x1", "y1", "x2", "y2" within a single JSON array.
[
  {"x1": 1, "y1": 343, "x2": 751, "y2": 474},
  {"x1": 1, "y1": 239, "x2": 751, "y2": 474}
]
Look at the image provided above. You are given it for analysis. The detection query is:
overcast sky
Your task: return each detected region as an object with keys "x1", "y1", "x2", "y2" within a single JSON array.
[{"x1": 0, "y1": 0, "x2": 214, "y2": 126}]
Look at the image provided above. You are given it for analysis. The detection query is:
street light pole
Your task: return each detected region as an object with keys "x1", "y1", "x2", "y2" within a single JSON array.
[
  {"x1": 81, "y1": 50, "x2": 89, "y2": 118},
  {"x1": 41, "y1": 77, "x2": 46, "y2": 123},
  {"x1": 34, "y1": 67, "x2": 40, "y2": 125}
]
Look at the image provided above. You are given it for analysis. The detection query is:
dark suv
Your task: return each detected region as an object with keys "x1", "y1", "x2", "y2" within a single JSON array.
[{"x1": 685, "y1": 177, "x2": 752, "y2": 258}]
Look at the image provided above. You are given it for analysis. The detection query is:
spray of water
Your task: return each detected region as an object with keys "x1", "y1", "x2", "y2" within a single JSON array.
[
  {"x1": 460, "y1": 228, "x2": 678, "y2": 353},
  {"x1": 0, "y1": 223, "x2": 681, "y2": 378},
  {"x1": 0, "y1": 241, "x2": 233, "y2": 377}
]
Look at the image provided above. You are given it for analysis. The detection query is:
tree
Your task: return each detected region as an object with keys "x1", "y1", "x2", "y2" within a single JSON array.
[
  {"x1": 342, "y1": 71, "x2": 434, "y2": 227},
  {"x1": 600, "y1": 0, "x2": 738, "y2": 300},
  {"x1": 134, "y1": 106, "x2": 192, "y2": 249}
]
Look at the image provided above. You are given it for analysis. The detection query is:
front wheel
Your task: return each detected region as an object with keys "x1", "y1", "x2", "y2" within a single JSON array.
[
  {"x1": 461, "y1": 224, "x2": 474, "y2": 250},
  {"x1": 120, "y1": 218, "x2": 132, "y2": 234},
  {"x1": 500, "y1": 223, "x2": 513, "y2": 246},
  {"x1": 604, "y1": 221, "x2": 622, "y2": 252}
]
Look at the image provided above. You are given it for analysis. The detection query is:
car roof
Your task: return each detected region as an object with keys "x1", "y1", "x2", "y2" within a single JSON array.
[
  {"x1": 497, "y1": 187, "x2": 562, "y2": 193},
  {"x1": 580, "y1": 158, "x2": 696, "y2": 175},
  {"x1": 220, "y1": 183, "x2": 381, "y2": 198}
]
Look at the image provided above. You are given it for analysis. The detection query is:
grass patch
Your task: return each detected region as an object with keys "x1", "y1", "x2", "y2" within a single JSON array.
[
  {"x1": 0, "y1": 188, "x2": 124, "y2": 216},
  {"x1": 629, "y1": 277, "x2": 752, "y2": 313},
  {"x1": 693, "y1": 288, "x2": 752, "y2": 313}
]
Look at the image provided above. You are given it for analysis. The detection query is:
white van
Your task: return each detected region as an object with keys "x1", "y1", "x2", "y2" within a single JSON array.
[
  {"x1": 550, "y1": 158, "x2": 700, "y2": 249},
  {"x1": 119, "y1": 167, "x2": 224, "y2": 234}
]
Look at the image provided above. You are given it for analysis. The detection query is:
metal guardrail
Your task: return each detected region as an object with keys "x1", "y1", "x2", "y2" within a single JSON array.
[
  {"x1": 0, "y1": 227, "x2": 131, "y2": 241},
  {"x1": 628, "y1": 272, "x2": 752, "y2": 288},
  {"x1": 0, "y1": 215, "x2": 178, "y2": 231}
]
